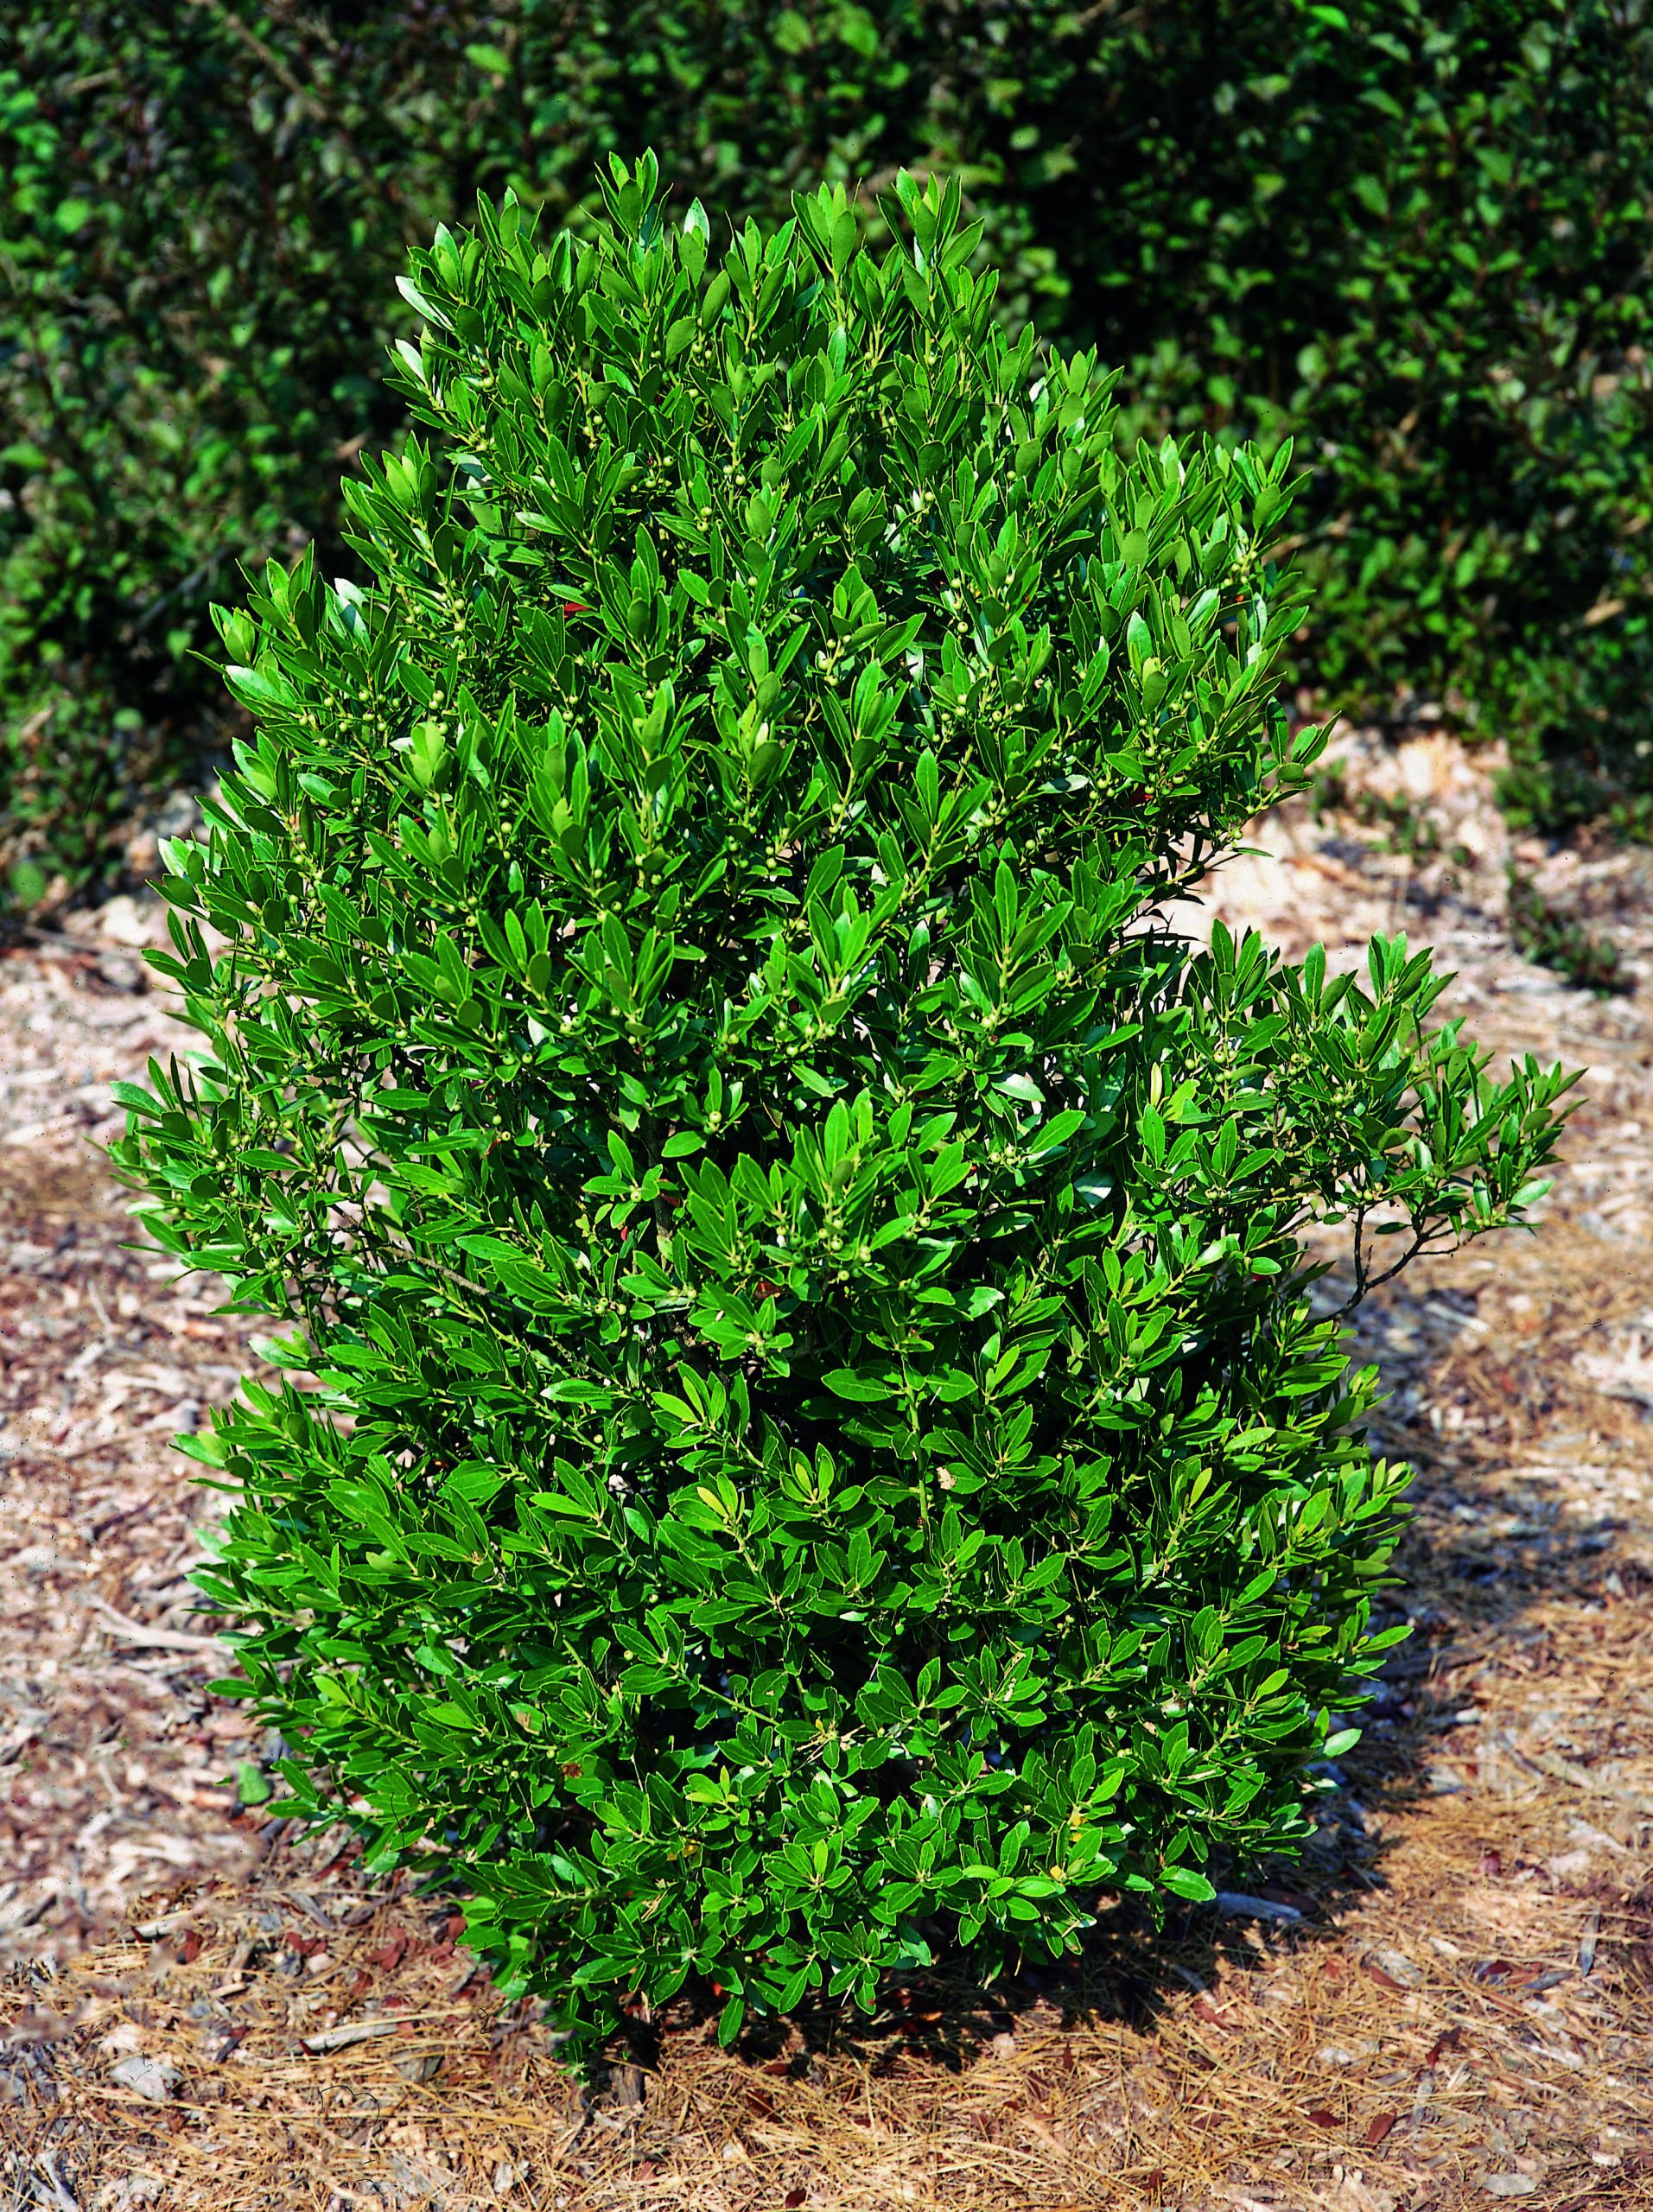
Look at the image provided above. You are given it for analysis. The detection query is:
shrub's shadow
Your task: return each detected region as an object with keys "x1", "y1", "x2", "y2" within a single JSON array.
[{"x1": 585, "y1": 1759, "x2": 1411, "y2": 2094}]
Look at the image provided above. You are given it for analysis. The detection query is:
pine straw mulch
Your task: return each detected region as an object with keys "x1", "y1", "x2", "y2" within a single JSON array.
[{"x1": 3, "y1": 728, "x2": 1653, "y2": 2209}]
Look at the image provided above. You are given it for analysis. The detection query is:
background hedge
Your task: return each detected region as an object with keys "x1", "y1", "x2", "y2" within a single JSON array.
[{"x1": 4, "y1": 0, "x2": 1651, "y2": 911}]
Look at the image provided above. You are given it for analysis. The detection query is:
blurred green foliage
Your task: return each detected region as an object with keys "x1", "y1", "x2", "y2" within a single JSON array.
[{"x1": 3, "y1": 0, "x2": 1651, "y2": 911}]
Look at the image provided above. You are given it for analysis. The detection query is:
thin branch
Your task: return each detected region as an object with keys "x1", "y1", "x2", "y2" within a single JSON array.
[{"x1": 86, "y1": 1595, "x2": 234, "y2": 1657}]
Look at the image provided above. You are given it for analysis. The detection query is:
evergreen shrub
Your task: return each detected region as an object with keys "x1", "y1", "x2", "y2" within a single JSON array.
[{"x1": 114, "y1": 160, "x2": 1573, "y2": 2044}]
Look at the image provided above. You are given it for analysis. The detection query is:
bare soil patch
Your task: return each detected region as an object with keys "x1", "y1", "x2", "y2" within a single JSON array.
[{"x1": 3, "y1": 734, "x2": 1652, "y2": 2209}]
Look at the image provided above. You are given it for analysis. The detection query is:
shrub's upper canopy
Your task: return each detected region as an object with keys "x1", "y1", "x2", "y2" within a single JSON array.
[{"x1": 121, "y1": 159, "x2": 1572, "y2": 2041}]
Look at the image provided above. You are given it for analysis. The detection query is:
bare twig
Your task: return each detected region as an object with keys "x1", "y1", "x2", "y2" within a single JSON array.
[{"x1": 86, "y1": 1594, "x2": 232, "y2": 1657}]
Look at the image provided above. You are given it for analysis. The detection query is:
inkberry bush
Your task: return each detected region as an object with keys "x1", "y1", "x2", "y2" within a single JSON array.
[{"x1": 114, "y1": 158, "x2": 1572, "y2": 2045}]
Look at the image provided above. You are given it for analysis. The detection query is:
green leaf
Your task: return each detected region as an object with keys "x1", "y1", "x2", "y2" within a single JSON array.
[
  {"x1": 7, "y1": 860, "x2": 48, "y2": 910},
  {"x1": 237, "y1": 1762, "x2": 273, "y2": 1807},
  {"x1": 821, "y1": 1370, "x2": 896, "y2": 1402},
  {"x1": 1160, "y1": 1866, "x2": 1215, "y2": 1903},
  {"x1": 995, "y1": 1073, "x2": 1045, "y2": 1105}
]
